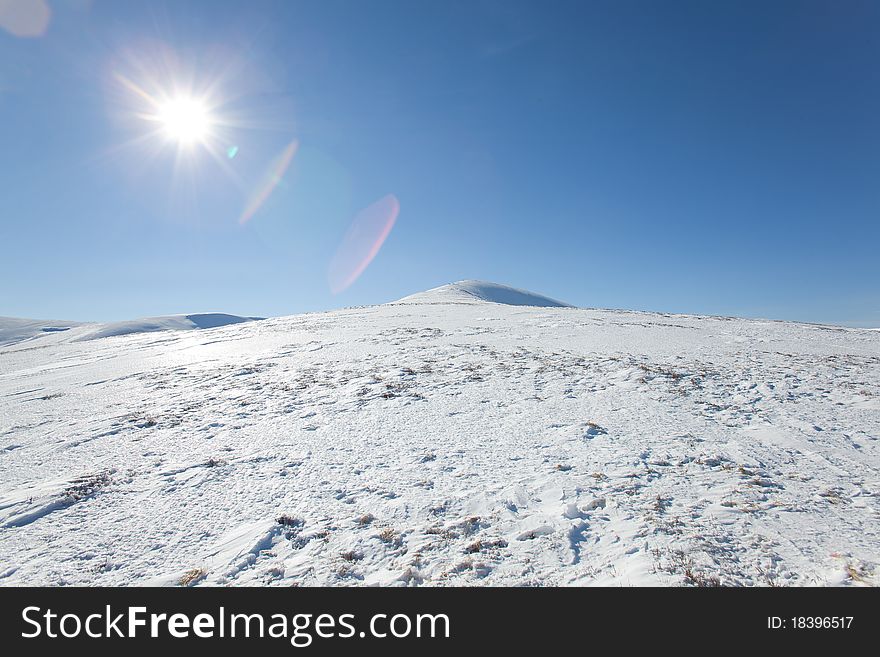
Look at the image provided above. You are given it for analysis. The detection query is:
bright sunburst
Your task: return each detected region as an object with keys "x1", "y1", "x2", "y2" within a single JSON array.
[
  {"x1": 109, "y1": 45, "x2": 262, "y2": 183},
  {"x1": 155, "y1": 96, "x2": 213, "y2": 146}
]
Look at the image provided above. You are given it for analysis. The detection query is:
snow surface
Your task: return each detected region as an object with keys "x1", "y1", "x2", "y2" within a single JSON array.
[{"x1": 0, "y1": 283, "x2": 878, "y2": 587}]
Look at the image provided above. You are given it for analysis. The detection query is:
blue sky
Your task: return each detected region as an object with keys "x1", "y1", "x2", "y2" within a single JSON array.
[{"x1": 1, "y1": 0, "x2": 878, "y2": 326}]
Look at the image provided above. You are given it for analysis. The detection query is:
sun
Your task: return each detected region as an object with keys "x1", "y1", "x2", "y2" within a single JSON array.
[{"x1": 155, "y1": 97, "x2": 213, "y2": 145}]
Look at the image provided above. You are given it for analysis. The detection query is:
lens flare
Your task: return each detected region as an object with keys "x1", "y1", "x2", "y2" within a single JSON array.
[
  {"x1": 239, "y1": 139, "x2": 298, "y2": 224},
  {"x1": 0, "y1": 0, "x2": 51, "y2": 38},
  {"x1": 328, "y1": 194, "x2": 400, "y2": 294}
]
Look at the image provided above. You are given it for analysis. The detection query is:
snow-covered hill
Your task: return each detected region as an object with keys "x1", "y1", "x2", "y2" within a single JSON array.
[
  {"x1": 78, "y1": 313, "x2": 260, "y2": 341},
  {"x1": 0, "y1": 313, "x2": 259, "y2": 346},
  {"x1": 396, "y1": 280, "x2": 572, "y2": 307},
  {"x1": 0, "y1": 317, "x2": 83, "y2": 347},
  {"x1": 0, "y1": 283, "x2": 878, "y2": 587}
]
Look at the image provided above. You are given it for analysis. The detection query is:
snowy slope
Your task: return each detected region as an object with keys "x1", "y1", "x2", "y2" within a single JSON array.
[
  {"x1": 0, "y1": 284, "x2": 878, "y2": 587},
  {"x1": 396, "y1": 280, "x2": 573, "y2": 307}
]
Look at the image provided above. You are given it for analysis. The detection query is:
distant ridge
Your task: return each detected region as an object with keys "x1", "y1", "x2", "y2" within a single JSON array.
[
  {"x1": 0, "y1": 314, "x2": 261, "y2": 346},
  {"x1": 0, "y1": 317, "x2": 82, "y2": 346},
  {"x1": 394, "y1": 280, "x2": 573, "y2": 308},
  {"x1": 78, "y1": 313, "x2": 260, "y2": 341}
]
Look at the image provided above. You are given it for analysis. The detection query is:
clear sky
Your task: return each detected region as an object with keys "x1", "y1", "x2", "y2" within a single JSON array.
[{"x1": 1, "y1": 0, "x2": 878, "y2": 326}]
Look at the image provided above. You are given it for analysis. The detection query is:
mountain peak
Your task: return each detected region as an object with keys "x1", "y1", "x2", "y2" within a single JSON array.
[{"x1": 394, "y1": 280, "x2": 573, "y2": 308}]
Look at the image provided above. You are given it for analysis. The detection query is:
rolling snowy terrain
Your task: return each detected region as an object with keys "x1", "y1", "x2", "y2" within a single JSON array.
[
  {"x1": 0, "y1": 312, "x2": 258, "y2": 346},
  {"x1": 0, "y1": 281, "x2": 878, "y2": 587}
]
